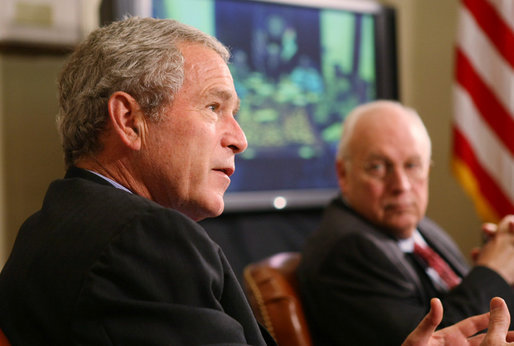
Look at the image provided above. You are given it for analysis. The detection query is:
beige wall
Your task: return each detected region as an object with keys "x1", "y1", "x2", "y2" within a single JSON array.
[
  {"x1": 0, "y1": 0, "x2": 100, "y2": 264},
  {"x1": 0, "y1": 0, "x2": 483, "y2": 265},
  {"x1": 0, "y1": 55, "x2": 66, "y2": 263}
]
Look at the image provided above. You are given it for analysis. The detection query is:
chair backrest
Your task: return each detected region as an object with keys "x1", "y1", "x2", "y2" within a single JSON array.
[
  {"x1": 0, "y1": 329, "x2": 10, "y2": 346},
  {"x1": 243, "y1": 252, "x2": 312, "y2": 346}
]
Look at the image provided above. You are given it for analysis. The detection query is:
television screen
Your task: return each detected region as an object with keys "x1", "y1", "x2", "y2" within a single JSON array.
[{"x1": 101, "y1": 0, "x2": 398, "y2": 211}]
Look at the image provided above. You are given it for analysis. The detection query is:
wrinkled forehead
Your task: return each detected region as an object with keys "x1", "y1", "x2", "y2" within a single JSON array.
[{"x1": 350, "y1": 108, "x2": 431, "y2": 161}]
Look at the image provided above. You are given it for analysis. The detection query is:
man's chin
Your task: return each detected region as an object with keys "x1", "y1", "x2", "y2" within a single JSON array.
[
  {"x1": 382, "y1": 217, "x2": 417, "y2": 239},
  {"x1": 199, "y1": 196, "x2": 225, "y2": 220},
  {"x1": 209, "y1": 203, "x2": 225, "y2": 218},
  {"x1": 181, "y1": 194, "x2": 225, "y2": 222}
]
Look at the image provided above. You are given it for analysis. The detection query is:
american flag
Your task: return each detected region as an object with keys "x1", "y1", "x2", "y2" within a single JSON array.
[{"x1": 452, "y1": 0, "x2": 514, "y2": 222}]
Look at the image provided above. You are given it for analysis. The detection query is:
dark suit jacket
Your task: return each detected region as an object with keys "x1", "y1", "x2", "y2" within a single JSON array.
[
  {"x1": 0, "y1": 167, "x2": 274, "y2": 345},
  {"x1": 297, "y1": 196, "x2": 514, "y2": 346}
]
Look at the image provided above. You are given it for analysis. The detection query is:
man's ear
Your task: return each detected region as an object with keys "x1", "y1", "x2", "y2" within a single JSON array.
[
  {"x1": 107, "y1": 91, "x2": 146, "y2": 151},
  {"x1": 336, "y1": 159, "x2": 348, "y2": 192}
]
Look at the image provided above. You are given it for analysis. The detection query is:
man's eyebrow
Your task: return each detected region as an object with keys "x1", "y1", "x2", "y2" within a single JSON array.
[{"x1": 208, "y1": 89, "x2": 233, "y2": 100}]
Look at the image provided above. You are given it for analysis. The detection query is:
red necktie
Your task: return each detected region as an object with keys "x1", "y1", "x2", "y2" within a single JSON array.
[{"x1": 413, "y1": 243, "x2": 461, "y2": 290}]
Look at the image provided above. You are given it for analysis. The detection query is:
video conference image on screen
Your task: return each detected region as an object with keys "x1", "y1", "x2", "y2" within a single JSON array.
[{"x1": 149, "y1": 0, "x2": 394, "y2": 209}]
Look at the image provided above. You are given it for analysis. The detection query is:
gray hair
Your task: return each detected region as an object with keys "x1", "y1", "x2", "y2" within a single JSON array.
[
  {"x1": 57, "y1": 16, "x2": 230, "y2": 168},
  {"x1": 336, "y1": 100, "x2": 432, "y2": 162}
]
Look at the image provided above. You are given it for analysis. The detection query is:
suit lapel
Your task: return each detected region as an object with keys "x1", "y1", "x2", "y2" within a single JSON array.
[{"x1": 330, "y1": 199, "x2": 427, "y2": 295}]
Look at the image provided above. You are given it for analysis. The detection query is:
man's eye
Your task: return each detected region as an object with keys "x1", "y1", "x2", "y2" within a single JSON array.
[
  {"x1": 367, "y1": 163, "x2": 384, "y2": 170},
  {"x1": 208, "y1": 104, "x2": 219, "y2": 112},
  {"x1": 365, "y1": 162, "x2": 386, "y2": 176},
  {"x1": 405, "y1": 162, "x2": 422, "y2": 170}
]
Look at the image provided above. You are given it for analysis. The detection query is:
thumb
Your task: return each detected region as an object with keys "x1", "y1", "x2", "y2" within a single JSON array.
[
  {"x1": 481, "y1": 297, "x2": 510, "y2": 345},
  {"x1": 401, "y1": 298, "x2": 443, "y2": 346},
  {"x1": 421, "y1": 298, "x2": 444, "y2": 332}
]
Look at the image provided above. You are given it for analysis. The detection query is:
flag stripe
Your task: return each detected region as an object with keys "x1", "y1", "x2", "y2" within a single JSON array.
[
  {"x1": 453, "y1": 85, "x2": 514, "y2": 203},
  {"x1": 456, "y1": 6, "x2": 514, "y2": 114},
  {"x1": 486, "y1": 0, "x2": 514, "y2": 31},
  {"x1": 463, "y1": 0, "x2": 514, "y2": 67},
  {"x1": 453, "y1": 0, "x2": 514, "y2": 221},
  {"x1": 455, "y1": 49, "x2": 514, "y2": 156},
  {"x1": 455, "y1": 89, "x2": 514, "y2": 198},
  {"x1": 452, "y1": 127, "x2": 514, "y2": 217}
]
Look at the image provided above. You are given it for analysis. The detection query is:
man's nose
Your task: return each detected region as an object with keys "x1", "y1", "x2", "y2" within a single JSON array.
[
  {"x1": 223, "y1": 117, "x2": 248, "y2": 154},
  {"x1": 388, "y1": 166, "x2": 412, "y2": 191}
]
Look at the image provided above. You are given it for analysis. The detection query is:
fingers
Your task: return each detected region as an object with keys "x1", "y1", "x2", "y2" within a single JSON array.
[
  {"x1": 482, "y1": 215, "x2": 514, "y2": 239},
  {"x1": 488, "y1": 297, "x2": 510, "y2": 335},
  {"x1": 451, "y1": 310, "x2": 490, "y2": 337},
  {"x1": 498, "y1": 216, "x2": 514, "y2": 234},
  {"x1": 402, "y1": 297, "x2": 512, "y2": 346},
  {"x1": 471, "y1": 247, "x2": 480, "y2": 263},
  {"x1": 401, "y1": 298, "x2": 443, "y2": 346},
  {"x1": 482, "y1": 222, "x2": 498, "y2": 237},
  {"x1": 507, "y1": 331, "x2": 514, "y2": 343},
  {"x1": 479, "y1": 297, "x2": 512, "y2": 345},
  {"x1": 443, "y1": 311, "x2": 490, "y2": 346}
]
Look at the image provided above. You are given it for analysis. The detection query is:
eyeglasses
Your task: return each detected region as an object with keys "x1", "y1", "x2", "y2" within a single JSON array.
[{"x1": 349, "y1": 158, "x2": 431, "y2": 181}]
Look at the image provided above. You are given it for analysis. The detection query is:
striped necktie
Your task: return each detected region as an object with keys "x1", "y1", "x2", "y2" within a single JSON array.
[{"x1": 413, "y1": 242, "x2": 461, "y2": 290}]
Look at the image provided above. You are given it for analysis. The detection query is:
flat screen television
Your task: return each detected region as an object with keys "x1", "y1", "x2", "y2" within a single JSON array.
[{"x1": 101, "y1": 0, "x2": 399, "y2": 212}]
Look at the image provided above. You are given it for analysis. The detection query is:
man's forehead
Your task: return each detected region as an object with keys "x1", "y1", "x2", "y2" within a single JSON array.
[
  {"x1": 352, "y1": 118, "x2": 428, "y2": 149},
  {"x1": 363, "y1": 151, "x2": 425, "y2": 162},
  {"x1": 207, "y1": 88, "x2": 237, "y2": 100},
  {"x1": 355, "y1": 133, "x2": 429, "y2": 159}
]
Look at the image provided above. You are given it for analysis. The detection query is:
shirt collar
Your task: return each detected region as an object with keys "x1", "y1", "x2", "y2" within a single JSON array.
[
  {"x1": 86, "y1": 170, "x2": 133, "y2": 194},
  {"x1": 398, "y1": 229, "x2": 427, "y2": 253}
]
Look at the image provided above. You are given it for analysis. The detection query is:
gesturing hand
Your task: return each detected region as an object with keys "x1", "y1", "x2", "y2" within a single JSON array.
[{"x1": 401, "y1": 297, "x2": 514, "y2": 346}]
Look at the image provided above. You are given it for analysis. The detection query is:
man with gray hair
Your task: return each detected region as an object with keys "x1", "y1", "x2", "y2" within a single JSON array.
[
  {"x1": 0, "y1": 17, "x2": 273, "y2": 345},
  {"x1": 298, "y1": 100, "x2": 514, "y2": 345}
]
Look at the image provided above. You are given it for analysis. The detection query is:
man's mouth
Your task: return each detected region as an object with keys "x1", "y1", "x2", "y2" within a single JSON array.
[
  {"x1": 384, "y1": 201, "x2": 414, "y2": 212},
  {"x1": 214, "y1": 167, "x2": 234, "y2": 177}
]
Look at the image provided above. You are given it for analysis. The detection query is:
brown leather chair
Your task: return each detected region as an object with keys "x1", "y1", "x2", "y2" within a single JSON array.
[
  {"x1": 243, "y1": 252, "x2": 312, "y2": 346},
  {"x1": 0, "y1": 329, "x2": 10, "y2": 346}
]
